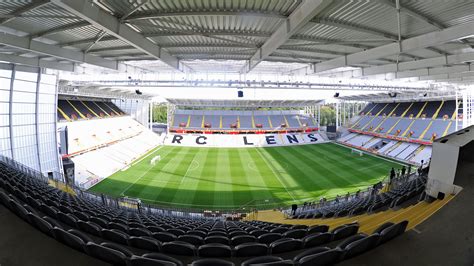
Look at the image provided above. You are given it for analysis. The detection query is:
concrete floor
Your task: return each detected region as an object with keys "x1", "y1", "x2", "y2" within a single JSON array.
[
  {"x1": 0, "y1": 204, "x2": 108, "y2": 266},
  {"x1": 339, "y1": 162, "x2": 474, "y2": 266}
]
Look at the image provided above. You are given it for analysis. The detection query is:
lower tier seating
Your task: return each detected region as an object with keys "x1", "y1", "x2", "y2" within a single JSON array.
[
  {"x1": 0, "y1": 161, "x2": 409, "y2": 266},
  {"x1": 293, "y1": 174, "x2": 427, "y2": 219}
]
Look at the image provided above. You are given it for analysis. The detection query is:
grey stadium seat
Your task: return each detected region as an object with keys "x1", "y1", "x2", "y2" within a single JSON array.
[
  {"x1": 128, "y1": 236, "x2": 161, "y2": 251},
  {"x1": 297, "y1": 248, "x2": 343, "y2": 266},
  {"x1": 234, "y1": 242, "x2": 268, "y2": 257},
  {"x1": 129, "y1": 255, "x2": 177, "y2": 266},
  {"x1": 269, "y1": 238, "x2": 303, "y2": 254},
  {"x1": 85, "y1": 242, "x2": 128, "y2": 266},
  {"x1": 52, "y1": 227, "x2": 86, "y2": 252},
  {"x1": 143, "y1": 253, "x2": 184, "y2": 266},
  {"x1": 241, "y1": 256, "x2": 285, "y2": 266},
  {"x1": 197, "y1": 243, "x2": 232, "y2": 258},
  {"x1": 191, "y1": 258, "x2": 234, "y2": 266},
  {"x1": 162, "y1": 241, "x2": 196, "y2": 256},
  {"x1": 102, "y1": 229, "x2": 130, "y2": 245},
  {"x1": 303, "y1": 232, "x2": 332, "y2": 248}
]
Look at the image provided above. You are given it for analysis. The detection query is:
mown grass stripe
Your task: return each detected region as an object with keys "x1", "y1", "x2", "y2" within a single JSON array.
[
  {"x1": 172, "y1": 147, "x2": 209, "y2": 206},
  {"x1": 89, "y1": 143, "x2": 407, "y2": 209},
  {"x1": 241, "y1": 148, "x2": 282, "y2": 207},
  {"x1": 192, "y1": 148, "x2": 218, "y2": 206}
]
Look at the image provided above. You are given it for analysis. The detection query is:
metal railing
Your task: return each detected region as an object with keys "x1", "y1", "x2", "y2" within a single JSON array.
[
  {"x1": 0, "y1": 153, "x2": 425, "y2": 221},
  {"x1": 289, "y1": 170, "x2": 425, "y2": 217}
]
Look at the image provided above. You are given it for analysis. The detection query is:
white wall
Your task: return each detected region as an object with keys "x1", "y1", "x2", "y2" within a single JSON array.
[
  {"x1": 0, "y1": 64, "x2": 60, "y2": 176},
  {"x1": 164, "y1": 133, "x2": 327, "y2": 148},
  {"x1": 426, "y1": 125, "x2": 474, "y2": 197},
  {"x1": 113, "y1": 98, "x2": 149, "y2": 127}
]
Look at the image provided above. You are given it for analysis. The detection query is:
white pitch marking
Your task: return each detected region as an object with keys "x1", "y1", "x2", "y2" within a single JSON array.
[
  {"x1": 120, "y1": 147, "x2": 167, "y2": 196},
  {"x1": 255, "y1": 148, "x2": 296, "y2": 201},
  {"x1": 179, "y1": 159, "x2": 200, "y2": 185}
]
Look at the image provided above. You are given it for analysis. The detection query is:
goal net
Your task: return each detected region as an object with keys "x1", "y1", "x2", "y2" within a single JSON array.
[
  {"x1": 351, "y1": 148, "x2": 364, "y2": 156},
  {"x1": 150, "y1": 155, "x2": 161, "y2": 165}
]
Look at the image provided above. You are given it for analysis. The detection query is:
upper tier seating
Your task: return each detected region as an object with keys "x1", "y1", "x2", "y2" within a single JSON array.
[
  {"x1": 341, "y1": 100, "x2": 462, "y2": 164},
  {"x1": 0, "y1": 161, "x2": 409, "y2": 266},
  {"x1": 58, "y1": 99, "x2": 125, "y2": 121},
  {"x1": 351, "y1": 100, "x2": 461, "y2": 141}
]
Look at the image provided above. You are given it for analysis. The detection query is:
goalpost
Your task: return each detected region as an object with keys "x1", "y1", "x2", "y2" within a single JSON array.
[
  {"x1": 351, "y1": 148, "x2": 364, "y2": 157},
  {"x1": 150, "y1": 155, "x2": 161, "y2": 165}
]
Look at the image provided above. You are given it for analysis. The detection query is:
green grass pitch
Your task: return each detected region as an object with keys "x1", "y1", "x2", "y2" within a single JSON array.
[{"x1": 88, "y1": 143, "x2": 404, "y2": 210}]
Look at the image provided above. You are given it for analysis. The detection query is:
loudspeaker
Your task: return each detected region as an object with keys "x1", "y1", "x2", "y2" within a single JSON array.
[
  {"x1": 237, "y1": 90, "x2": 244, "y2": 98},
  {"x1": 437, "y1": 192, "x2": 445, "y2": 200}
]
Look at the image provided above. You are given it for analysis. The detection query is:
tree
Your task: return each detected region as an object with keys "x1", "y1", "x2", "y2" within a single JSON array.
[
  {"x1": 152, "y1": 104, "x2": 167, "y2": 123},
  {"x1": 319, "y1": 105, "x2": 336, "y2": 126}
]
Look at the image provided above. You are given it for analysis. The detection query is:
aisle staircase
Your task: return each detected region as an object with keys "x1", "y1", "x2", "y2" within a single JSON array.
[
  {"x1": 408, "y1": 145, "x2": 426, "y2": 161},
  {"x1": 186, "y1": 115, "x2": 191, "y2": 128},
  {"x1": 351, "y1": 103, "x2": 378, "y2": 129},
  {"x1": 66, "y1": 100, "x2": 87, "y2": 119},
  {"x1": 386, "y1": 102, "x2": 414, "y2": 135},
  {"x1": 385, "y1": 141, "x2": 402, "y2": 154},
  {"x1": 267, "y1": 116, "x2": 273, "y2": 128},
  {"x1": 361, "y1": 103, "x2": 389, "y2": 131},
  {"x1": 92, "y1": 102, "x2": 110, "y2": 116},
  {"x1": 251, "y1": 112, "x2": 256, "y2": 128},
  {"x1": 419, "y1": 101, "x2": 445, "y2": 140},
  {"x1": 57, "y1": 107, "x2": 71, "y2": 121},
  {"x1": 80, "y1": 100, "x2": 99, "y2": 118},
  {"x1": 402, "y1": 102, "x2": 428, "y2": 137},
  {"x1": 373, "y1": 103, "x2": 400, "y2": 132}
]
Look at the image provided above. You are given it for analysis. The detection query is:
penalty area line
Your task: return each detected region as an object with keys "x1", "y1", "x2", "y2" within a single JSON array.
[
  {"x1": 120, "y1": 147, "x2": 169, "y2": 197},
  {"x1": 179, "y1": 159, "x2": 200, "y2": 185},
  {"x1": 255, "y1": 148, "x2": 296, "y2": 202},
  {"x1": 132, "y1": 146, "x2": 163, "y2": 166}
]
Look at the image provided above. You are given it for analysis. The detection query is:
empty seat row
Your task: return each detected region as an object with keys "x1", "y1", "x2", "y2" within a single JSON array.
[{"x1": 0, "y1": 161, "x2": 409, "y2": 265}]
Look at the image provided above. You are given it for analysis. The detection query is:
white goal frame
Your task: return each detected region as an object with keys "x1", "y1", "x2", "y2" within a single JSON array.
[
  {"x1": 150, "y1": 155, "x2": 161, "y2": 165},
  {"x1": 351, "y1": 148, "x2": 364, "y2": 156}
]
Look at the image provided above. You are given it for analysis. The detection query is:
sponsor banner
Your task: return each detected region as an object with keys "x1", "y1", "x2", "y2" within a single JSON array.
[{"x1": 164, "y1": 133, "x2": 327, "y2": 147}]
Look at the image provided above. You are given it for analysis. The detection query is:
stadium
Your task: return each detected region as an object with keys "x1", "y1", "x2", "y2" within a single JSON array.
[{"x1": 0, "y1": 1, "x2": 472, "y2": 265}]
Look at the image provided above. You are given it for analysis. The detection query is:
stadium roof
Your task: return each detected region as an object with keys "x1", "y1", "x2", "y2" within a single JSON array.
[
  {"x1": 1, "y1": 1, "x2": 474, "y2": 84},
  {"x1": 165, "y1": 98, "x2": 323, "y2": 108},
  {"x1": 338, "y1": 90, "x2": 459, "y2": 103}
]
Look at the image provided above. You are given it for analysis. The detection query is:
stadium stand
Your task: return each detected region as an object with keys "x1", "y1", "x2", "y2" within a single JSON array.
[
  {"x1": 72, "y1": 129, "x2": 160, "y2": 189},
  {"x1": 339, "y1": 100, "x2": 462, "y2": 165},
  {"x1": 0, "y1": 160, "x2": 412, "y2": 265},
  {"x1": 292, "y1": 173, "x2": 427, "y2": 219},
  {"x1": 57, "y1": 101, "x2": 161, "y2": 189},
  {"x1": 170, "y1": 110, "x2": 318, "y2": 132}
]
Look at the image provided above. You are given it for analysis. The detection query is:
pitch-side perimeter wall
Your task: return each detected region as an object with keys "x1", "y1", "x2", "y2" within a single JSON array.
[{"x1": 164, "y1": 133, "x2": 327, "y2": 148}]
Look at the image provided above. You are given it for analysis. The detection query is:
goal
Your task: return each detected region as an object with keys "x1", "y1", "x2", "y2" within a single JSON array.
[
  {"x1": 351, "y1": 148, "x2": 364, "y2": 156},
  {"x1": 150, "y1": 155, "x2": 161, "y2": 165}
]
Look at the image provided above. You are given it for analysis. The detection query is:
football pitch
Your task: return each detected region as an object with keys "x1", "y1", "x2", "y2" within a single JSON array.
[{"x1": 88, "y1": 143, "x2": 404, "y2": 210}]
